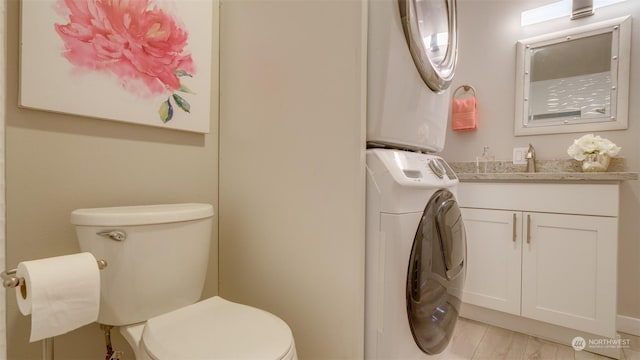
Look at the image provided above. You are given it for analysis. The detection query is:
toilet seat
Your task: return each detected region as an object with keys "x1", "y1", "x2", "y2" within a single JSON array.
[{"x1": 139, "y1": 296, "x2": 296, "y2": 360}]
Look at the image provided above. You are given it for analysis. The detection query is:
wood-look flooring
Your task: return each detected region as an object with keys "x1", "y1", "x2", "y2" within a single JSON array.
[{"x1": 431, "y1": 317, "x2": 640, "y2": 360}]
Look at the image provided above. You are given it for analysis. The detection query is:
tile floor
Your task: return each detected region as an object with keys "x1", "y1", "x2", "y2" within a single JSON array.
[{"x1": 432, "y1": 317, "x2": 640, "y2": 360}]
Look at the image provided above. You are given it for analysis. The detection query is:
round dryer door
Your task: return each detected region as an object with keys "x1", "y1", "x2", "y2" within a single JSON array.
[
  {"x1": 406, "y1": 189, "x2": 466, "y2": 355},
  {"x1": 398, "y1": 0, "x2": 458, "y2": 92}
]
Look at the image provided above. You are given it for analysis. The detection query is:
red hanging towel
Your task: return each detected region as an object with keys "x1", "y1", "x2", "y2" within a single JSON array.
[{"x1": 451, "y1": 85, "x2": 477, "y2": 131}]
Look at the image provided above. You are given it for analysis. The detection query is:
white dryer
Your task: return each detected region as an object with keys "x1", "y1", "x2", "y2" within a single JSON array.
[
  {"x1": 367, "y1": 0, "x2": 458, "y2": 152},
  {"x1": 365, "y1": 149, "x2": 466, "y2": 359}
]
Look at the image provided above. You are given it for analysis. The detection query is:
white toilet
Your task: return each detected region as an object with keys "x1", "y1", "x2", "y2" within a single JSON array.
[{"x1": 70, "y1": 203, "x2": 297, "y2": 360}]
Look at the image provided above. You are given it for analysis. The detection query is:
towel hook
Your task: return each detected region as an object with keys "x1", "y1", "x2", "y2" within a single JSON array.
[{"x1": 453, "y1": 84, "x2": 477, "y2": 99}]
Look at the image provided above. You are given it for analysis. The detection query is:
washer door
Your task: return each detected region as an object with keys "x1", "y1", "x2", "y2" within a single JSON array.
[
  {"x1": 406, "y1": 189, "x2": 466, "y2": 354},
  {"x1": 398, "y1": 0, "x2": 458, "y2": 92}
]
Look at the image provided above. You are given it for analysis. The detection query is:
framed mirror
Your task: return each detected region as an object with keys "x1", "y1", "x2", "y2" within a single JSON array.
[{"x1": 514, "y1": 16, "x2": 631, "y2": 136}]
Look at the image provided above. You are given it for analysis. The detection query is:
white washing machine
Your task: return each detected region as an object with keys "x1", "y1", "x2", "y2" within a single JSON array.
[{"x1": 365, "y1": 149, "x2": 465, "y2": 359}]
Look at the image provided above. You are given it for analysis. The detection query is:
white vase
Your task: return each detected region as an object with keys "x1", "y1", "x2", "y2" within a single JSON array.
[{"x1": 581, "y1": 153, "x2": 610, "y2": 172}]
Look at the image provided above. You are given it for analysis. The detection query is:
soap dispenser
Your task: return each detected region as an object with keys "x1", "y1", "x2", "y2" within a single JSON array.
[{"x1": 476, "y1": 146, "x2": 493, "y2": 173}]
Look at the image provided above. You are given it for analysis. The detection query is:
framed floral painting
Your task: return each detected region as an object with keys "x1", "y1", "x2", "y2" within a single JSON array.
[{"x1": 20, "y1": 0, "x2": 215, "y2": 133}]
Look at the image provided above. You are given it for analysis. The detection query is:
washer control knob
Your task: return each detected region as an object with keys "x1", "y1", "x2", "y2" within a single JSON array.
[{"x1": 428, "y1": 159, "x2": 445, "y2": 179}]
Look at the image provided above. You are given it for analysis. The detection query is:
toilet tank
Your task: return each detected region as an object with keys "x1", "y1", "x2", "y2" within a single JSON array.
[{"x1": 70, "y1": 203, "x2": 214, "y2": 326}]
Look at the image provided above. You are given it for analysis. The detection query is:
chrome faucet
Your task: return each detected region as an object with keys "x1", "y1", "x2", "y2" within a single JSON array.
[{"x1": 526, "y1": 143, "x2": 536, "y2": 173}]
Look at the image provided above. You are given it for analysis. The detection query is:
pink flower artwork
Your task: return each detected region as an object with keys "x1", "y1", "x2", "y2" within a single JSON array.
[{"x1": 54, "y1": 0, "x2": 196, "y2": 123}]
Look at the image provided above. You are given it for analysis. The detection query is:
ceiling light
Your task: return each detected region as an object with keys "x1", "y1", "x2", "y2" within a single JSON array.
[{"x1": 521, "y1": 0, "x2": 627, "y2": 26}]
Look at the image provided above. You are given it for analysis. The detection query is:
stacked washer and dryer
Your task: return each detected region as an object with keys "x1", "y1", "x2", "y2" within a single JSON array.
[{"x1": 365, "y1": 0, "x2": 466, "y2": 359}]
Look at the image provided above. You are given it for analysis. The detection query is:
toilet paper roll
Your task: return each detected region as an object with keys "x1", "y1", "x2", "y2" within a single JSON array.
[{"x1": 16, "y1": 252, "x2": 100, "y2": 342}]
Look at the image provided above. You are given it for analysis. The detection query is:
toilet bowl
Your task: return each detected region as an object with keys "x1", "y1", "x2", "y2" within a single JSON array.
[
  {"x1": 70, "y1": 203, "x2": 297, "y2": 360},
  {"x1": 121, "y1": 297, "x2": 297, "y2": 360}
]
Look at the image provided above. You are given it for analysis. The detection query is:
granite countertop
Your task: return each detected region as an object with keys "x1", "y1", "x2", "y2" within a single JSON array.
[
  {"x1": 455, "y1": 172, "x2": 638, "y2": 182},
  {"x1": 450, "y1": 158, "x2": 639, "y2": 183}
]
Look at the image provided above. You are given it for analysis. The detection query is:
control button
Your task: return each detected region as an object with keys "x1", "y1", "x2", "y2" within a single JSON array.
[{"x1": 438, "y1": 159, "x2": 458, "y2": 180}]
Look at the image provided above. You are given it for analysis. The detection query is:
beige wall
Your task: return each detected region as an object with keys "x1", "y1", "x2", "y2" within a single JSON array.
[
  {"x1": 441, "y1": 0, "x2": 640, "y2": 320},
  {"x1": 4, "y1": 0, "x2": 219, "y2": 358},
  {"x1": 218, "y1": 0, "x2": 366, "y2": 359}
]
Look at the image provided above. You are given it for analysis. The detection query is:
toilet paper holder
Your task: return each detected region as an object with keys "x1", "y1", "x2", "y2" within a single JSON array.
[{"x1": 1, "y1": 259, "x2": 108, "y2": 289}]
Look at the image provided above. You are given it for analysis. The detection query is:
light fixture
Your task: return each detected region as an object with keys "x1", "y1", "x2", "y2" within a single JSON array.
[
  {"x1": 521, "y1": 0, "x2": 627, "y2": 26},
  {"x1": 571, "y1": 0, "x2": 594, "y2": 19}
]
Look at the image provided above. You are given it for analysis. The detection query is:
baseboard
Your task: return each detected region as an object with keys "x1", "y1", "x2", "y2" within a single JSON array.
[{"x1": 618, "y1": 315, "x2": 640, "y2": 336}]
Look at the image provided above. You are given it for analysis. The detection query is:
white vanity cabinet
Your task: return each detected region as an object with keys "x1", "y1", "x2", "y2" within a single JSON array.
[
  {"x1": 462, "y1": 208, "x2": 522, "y2": 315},
  {"x1": 458, "y1": 182, "x2": 619, "y2": 339}
]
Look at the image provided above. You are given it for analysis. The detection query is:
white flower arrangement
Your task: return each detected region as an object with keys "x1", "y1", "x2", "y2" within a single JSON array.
[{"x1": 567, "y1": 134, "x2": 621, "y2": 161}]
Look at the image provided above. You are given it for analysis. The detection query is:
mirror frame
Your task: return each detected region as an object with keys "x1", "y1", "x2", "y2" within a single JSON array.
[{"x1": 514, "y1": 16, "x2": 631, "y2": 136}]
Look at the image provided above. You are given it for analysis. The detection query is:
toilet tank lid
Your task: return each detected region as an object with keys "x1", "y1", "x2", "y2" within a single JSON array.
[{"x1": 70, "y1": 203, "x2": 214, "y2": 226}]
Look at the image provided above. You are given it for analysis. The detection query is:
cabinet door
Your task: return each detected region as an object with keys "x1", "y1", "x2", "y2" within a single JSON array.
[
  {"x1": 521, "y1": 212, "x2": 617, "y2": 338},
  {"x1": 461, "y1": 208, "x2": 522, "y2": 315}
]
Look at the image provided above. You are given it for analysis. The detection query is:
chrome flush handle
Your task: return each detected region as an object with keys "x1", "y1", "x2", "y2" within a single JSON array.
[{"x1": 97, "y1": 230, "x2": 127, "y2": 241}]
